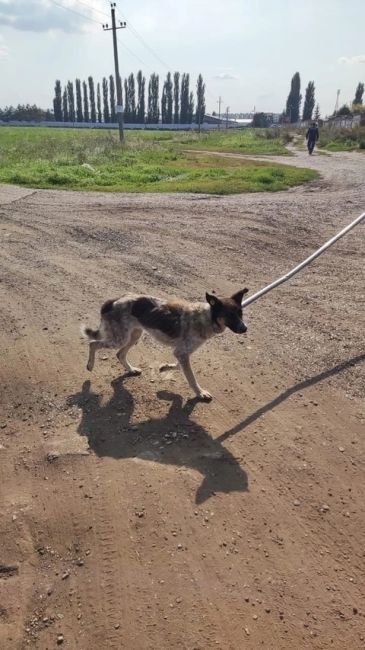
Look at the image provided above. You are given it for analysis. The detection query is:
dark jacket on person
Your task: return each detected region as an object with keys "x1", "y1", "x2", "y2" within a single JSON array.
[{"x1": 306, "y1": 125, "x2": 319, "y2": 142}]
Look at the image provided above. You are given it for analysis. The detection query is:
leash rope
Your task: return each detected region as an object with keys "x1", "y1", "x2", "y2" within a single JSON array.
[{"x1": 241, "y1": 211, "x2": 365, "y2": 309}]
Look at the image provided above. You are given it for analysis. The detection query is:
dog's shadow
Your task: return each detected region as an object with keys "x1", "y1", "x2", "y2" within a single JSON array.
[{"x1": 67, "y1": 378, "x2": 248, "y2": 504}]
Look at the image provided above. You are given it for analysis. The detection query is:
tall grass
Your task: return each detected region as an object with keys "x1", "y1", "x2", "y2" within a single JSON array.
[{"x1": 317, "y1": 126, "x2": 365, "y2": 152}]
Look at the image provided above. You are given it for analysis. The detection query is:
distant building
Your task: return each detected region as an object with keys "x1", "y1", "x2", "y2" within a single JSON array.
[
  {"x1": 325, "y1": 113, "x2": 364, "y2": 128},
  {"x1": 204, "y1": 114, "x2": 251, "y2": 127}
]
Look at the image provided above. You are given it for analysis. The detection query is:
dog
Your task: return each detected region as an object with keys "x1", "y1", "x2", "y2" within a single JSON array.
[{"x1": 81, "y1": 289, "x2": 248, "y2": 401}]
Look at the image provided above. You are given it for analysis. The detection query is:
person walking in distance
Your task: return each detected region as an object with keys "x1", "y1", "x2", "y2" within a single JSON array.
[{"x1": 306, "y1": 121, "x2": 319, "y2": 155}]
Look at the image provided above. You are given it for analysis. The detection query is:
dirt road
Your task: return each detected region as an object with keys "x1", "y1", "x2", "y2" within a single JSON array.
[{"x1": 0, "y1": 149, "x2": 364, "y2": 649}]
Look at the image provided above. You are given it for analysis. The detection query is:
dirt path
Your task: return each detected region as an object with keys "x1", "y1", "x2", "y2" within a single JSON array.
[
  {"x1": 0, "y1": 149, "x2": 364, "y2": 650},
  {"x1": 187, "y1": 145, "x2": 365, "y2": 190}
]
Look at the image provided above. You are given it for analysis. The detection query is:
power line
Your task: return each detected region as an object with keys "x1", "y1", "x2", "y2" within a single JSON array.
[
  {"x1": 48, "y1": 0, "x2": 102, "y2": 26},
  {"x1": 103, "y1": 1, "x2": 218, "y2": 106},
  {"x1": 53, "y1": 0, "x2": 217, "y2": 106},
  {"x1": 54, "y1": 0, "x2": 151, "y2": 69},
  {"x1": 72, "y1": 0, "x2": 110, "y2": 20},
  {"x1": 116, "y1": 35, "x2": 151, "y2": 70},
  {"x1": 118, "y1": 16, "x2": 171, "y2": 71}
]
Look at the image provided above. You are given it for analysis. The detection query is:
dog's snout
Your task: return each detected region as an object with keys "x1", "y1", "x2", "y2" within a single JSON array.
[{"x1": 239, "y1": 322, "x2": 247, "y2": 334}]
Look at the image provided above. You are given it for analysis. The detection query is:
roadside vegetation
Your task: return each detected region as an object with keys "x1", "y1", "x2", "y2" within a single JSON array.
[
  {"x1": 0, "y1": 127, "x2": 316, "y2": 194},
  {"x1": 317, "y1": 126, "x2": 365, "y2": 152}
]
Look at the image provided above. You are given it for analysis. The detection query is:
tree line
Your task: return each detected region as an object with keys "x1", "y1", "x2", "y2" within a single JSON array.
[
  {"x1": 0, "y1": 104, "x2": 53, "y2": 122},
  {"x1": 283, "y1": 73, "x2": 364, "y2": 123},
  {"x1": 53, "y1": 71, "x2": 206, "y2": 125}
]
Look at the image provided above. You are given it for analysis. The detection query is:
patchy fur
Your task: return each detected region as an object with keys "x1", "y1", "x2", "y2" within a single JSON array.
[{"x1": 81, "y1": 289, "x2": 248, "y2": 401}]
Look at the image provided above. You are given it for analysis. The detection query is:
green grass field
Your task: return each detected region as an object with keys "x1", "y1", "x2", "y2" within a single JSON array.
[{"x1": 0, "y1": 127, "x2": 317, "y2": 194}]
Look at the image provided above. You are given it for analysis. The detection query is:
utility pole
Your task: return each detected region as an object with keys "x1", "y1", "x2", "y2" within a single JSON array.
[
  {"x1": 333, "y1": 89, "x2": 340, "y2": 116},
  {"x1": 217, "y1": 96, "x2": 222, "y2": 129},
  {"x1": 225, "y1": 106, "x2": 230, "y2": 129},
  {"x1": 103, "y1": 3, "x2": 126, "y2": 144}
]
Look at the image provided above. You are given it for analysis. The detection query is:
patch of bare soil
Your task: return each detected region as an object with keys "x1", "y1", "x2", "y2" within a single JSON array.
[{"x1": 0, "y1": 149, "x2": 364, "y2": 649}]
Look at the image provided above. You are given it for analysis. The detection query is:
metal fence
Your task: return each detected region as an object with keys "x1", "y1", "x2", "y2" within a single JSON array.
[{"x1": 0, "y1": 120, "x2": 240, "y2": 131}]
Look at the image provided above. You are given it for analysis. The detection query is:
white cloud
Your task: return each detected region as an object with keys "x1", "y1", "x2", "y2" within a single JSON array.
[
  {"x1": 338, "y1": 54, "x2": 365, "y2": 64},
  {"x1": 0, "y1": 0, "x2": 102, "y2": 33},
  {"x1": 213, "y1": 73, "x2": 239, "y2": 80}
]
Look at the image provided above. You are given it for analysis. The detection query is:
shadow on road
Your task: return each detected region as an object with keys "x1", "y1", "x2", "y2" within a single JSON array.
[
  {"x1": 68, "y1": 378, "x2": 249, "y2": 504},
  {"x1": 217, "y1": 353, "x2": 365, "y2": 444}
]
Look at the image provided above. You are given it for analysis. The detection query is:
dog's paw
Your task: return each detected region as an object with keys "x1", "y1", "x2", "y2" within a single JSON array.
[
  {"x1": 127, "y1": 367, "x2": 142, "y2": 376},
  {"x1": 198, "y1": 389, "x2": 212, "y2": 402}
]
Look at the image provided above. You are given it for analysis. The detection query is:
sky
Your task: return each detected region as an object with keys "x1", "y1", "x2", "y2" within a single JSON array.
[{"x1": 0, "y1": 0, "x2": 365, "y2": 117}]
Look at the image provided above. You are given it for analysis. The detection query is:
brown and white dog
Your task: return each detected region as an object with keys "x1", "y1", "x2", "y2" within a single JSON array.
[{"x1": 82, "y1": 289, "x2": 248, "y2": 401}]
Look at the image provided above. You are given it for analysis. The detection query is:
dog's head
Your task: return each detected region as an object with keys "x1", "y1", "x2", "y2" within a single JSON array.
[{"x1": 206, "y1": 289, "x2": 248, "y2": 334}]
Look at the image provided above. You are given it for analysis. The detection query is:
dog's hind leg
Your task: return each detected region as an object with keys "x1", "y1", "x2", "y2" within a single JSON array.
[
  {"x1": 87, "y1": 340, "x2": 105, "y2": 371},
  {"x1": 116, "y1": 328, "x2": 143, "y2": 376},
  {"x1": 174, "y1": 351, "x2": 212, "y2": 402}
]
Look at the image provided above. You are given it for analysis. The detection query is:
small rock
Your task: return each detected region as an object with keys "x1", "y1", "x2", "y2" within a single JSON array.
[
  {"x1": 0, "y1": 423, "x2": 7, "y2": 429},
  {"x1": 253, "y1": 614, "x2": 258, "y2": 620},
  {"x1": 61, "y1": 571, "x2": 70, "y2": 580},
  {"x1": 46, "y1": 452, "x2": 59, "y2": 463},
  {"x1": 114, "y1": 623, "x2": 120, "y2": 629},
  {"x1": 57, "y1": 634, "x2": 64, "y2": 645},
  {"x1": 293, "y1": 499, "x2": 300, "y2": 507},
  {"x1": 338, "y1": 446, "x2": 345, "y2": 453}
]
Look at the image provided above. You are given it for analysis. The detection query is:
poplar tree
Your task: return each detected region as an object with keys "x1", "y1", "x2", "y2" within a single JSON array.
[
  {"x1": 173, "y1": 71, "x2": 180, "y2": 123},
  {"x1": 83, "y1": 81, "x2": 89, "y2": 122},
  {"x1": 88, "y1": 76, "x2": 96, "y2": 123},
  {"x1": 286, "y1": 72, "x2": 302, "y2": 123},
  {"x1": 53, "y1": 80, "x2": 63, "y2": 121},
  {"x1": 102, "y1": 77, "x2": 110, "y2": 123},
  {"x1": 302, "y1": 81, "x2": 315, "y2": 121},
  {"x1": 75, "y1": 79, "x2": 83, "y2": 122},
  {"x1": 109, "y1": 74, "x2": 116, "y2": 122},
  {"x1": 97, "y1": 82, "x2": 102, "y2": 122},
  {"x1": 67, "y1": 80, "x2": 75, "y2": 122},
  {"x1": 136, "y1": 70, "x2": 146, "y2": 123}
]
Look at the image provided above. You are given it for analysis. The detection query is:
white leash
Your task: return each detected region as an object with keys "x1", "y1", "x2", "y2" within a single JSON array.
[{"x1": 241, "y1": 212, "x2": 365, "y2": 309}]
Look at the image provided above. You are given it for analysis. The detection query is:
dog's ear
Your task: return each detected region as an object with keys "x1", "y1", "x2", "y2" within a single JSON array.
[
  {"x1": 206, "y1": 292, "x2": 221, "y2": 308},
  {"x1": 231, "y1": 288, "x2": 249, "y2": 305}
]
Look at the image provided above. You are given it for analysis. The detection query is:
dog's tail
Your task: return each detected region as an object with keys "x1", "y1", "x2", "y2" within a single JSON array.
[
  {"x1": 81, "y1": 298, "x2": 116, "y2": 341},
  {"x1": 80, "y1": 324, "x2": 100, "y2": 340}
]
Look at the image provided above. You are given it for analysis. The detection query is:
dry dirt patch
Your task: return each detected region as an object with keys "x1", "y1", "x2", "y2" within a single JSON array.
[{"x1": 0, "y1": 149, "x2": 364, "y2": 649}]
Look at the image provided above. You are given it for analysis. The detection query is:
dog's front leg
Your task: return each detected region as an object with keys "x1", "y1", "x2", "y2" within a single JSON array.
[{"x1": 174, "y1": 352, "x2": 212, "y2": 402}]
